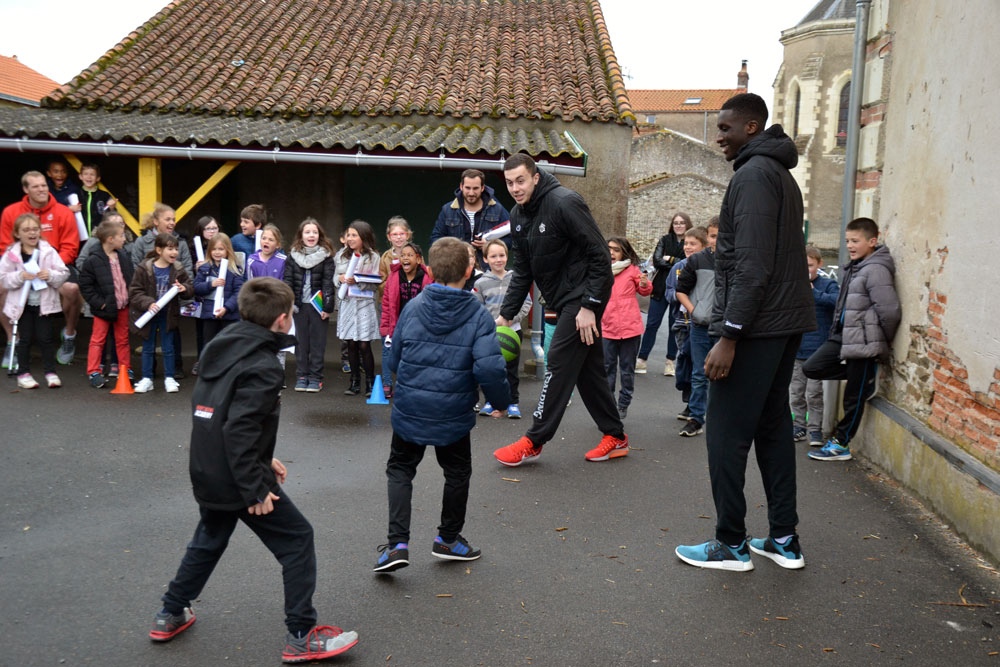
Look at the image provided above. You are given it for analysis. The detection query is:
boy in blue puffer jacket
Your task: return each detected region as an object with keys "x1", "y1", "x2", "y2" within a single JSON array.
[{"x1": 373, "y1": 237, "x2": 510, "y2": 573}]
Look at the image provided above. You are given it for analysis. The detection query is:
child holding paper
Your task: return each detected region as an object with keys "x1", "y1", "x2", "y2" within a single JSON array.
[
  {"x1": 0, "y1": 213, "x2": 69, "y2": 389},
  {"x1": 334, "y1": 220, "x2": 382, "y2": 397},
  {"x1": 194, "y1": 233, "x2": 245, "y2": 344},
  {"x1": 129, "y1": 233, "x2": 192, "y2": 393},
  {"x1": 189, "y1": 216, "x2": 220, "y2": 373},
  {"x1": 283, "y1": 218, "x2": 336, "y2": 393}
]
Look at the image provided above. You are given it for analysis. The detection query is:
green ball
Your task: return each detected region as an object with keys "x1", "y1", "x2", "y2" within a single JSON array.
[{"x1": 496, "y1": 326, "x2": 521, "y2": 363}]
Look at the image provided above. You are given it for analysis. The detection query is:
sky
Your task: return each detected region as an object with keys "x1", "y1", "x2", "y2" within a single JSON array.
[{"x1": 2, "y1": 0, "x2": 818, "y2": 100}]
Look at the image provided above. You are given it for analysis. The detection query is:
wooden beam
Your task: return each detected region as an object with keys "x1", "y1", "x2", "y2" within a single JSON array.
[{"x1": 174, "y1": 161, "x2": 240, "y2": 222}]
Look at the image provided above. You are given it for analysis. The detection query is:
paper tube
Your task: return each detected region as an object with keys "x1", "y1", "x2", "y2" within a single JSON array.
[
  {"x1": 254, "y1": 229, "x2": 263, "y2": 252},
  {"x1": 67, "y1": 193, "x2": 88, "y2": 241},
  {"x1": 214, "y1": 258, "x2": 228, "y2": 309},
  {"x1": 482, "y1": 222, "x2": 511, "y2": 242},
  {"x1": 337, "y1": 253, "x2": 360, "y2": 300},
  {"x1": 194, "y1": 236, "x2": 204, "y2": 263},
  {"x1": 134, "y1": 285, "x2": 180, "y2": 329}
]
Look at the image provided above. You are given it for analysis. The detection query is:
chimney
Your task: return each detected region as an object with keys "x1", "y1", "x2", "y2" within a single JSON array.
[{"x1": 737, "y1": 60, "x2": 749, "y2": 89}]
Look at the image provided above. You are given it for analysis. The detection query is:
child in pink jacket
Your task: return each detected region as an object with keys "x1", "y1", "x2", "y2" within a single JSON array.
[
  {"x1": 0, "y1": 213, "x2": 70, "y2": 388},
  {"x1": 602, "y1": 236, "x2": 652, "y2": 420}
]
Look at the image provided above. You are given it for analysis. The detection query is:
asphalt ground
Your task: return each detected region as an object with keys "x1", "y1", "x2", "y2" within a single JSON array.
[{"x1": 1, "y1": 328, "x2": 998, "y2": 666}]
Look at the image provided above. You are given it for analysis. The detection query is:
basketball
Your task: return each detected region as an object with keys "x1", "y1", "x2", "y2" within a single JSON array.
[{"x1": 496, "y1": 326, "x2": 521, "y2": 362}]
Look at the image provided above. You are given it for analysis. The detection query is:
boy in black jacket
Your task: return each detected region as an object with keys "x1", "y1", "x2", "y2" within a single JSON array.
[
  {"x1": 149, "y1": 277, "x2": 358, "y2": 663},
  {"x1": 79, "y1": 220, "x2": 133, "y2": 388}
]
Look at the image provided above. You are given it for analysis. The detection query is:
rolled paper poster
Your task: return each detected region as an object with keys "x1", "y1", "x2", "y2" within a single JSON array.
[
  {"x1": 214, "y1": 258, "x2": 228, "y2": 310},
  {"x1": 337, "y1": 253, "x2": 360, "y2": 300},
  {"x1": 134, "y1": 285, "x2": 180, "y2": 329},
  {"x1": 482, "y1": 221, "x2": 511, "y2": 242},
  {"x1": 67, "y1": 193, "x2": 88, "y2": 241},
  {"x1": 194, "y1": 236, "x2": 204, "y2": 263},
  {"x1": 255, "y1": 229, "x2": 263, "y2": 252}
]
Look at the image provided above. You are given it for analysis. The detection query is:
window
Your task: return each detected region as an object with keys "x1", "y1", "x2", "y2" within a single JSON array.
[
  {"x1": 646, "y1": 114, "x2": 657, "y2": 124},
  {"x1": 836, "y1": 81, "x2": 851, "y2": 147},
  {"x1": 683, "y1": 97, "x2": 702, "y2": 105},
  {"x1": 793, "y1": 87, "x2": 801, "y2": 138}
]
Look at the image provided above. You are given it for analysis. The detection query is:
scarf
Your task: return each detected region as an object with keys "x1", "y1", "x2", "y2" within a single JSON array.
[
  {"x1": 611, "y1": 259, "x2": 631, "y2": 276},
  {"x1": 290, "y1": 245, "x2": 329, "y2": 269}
]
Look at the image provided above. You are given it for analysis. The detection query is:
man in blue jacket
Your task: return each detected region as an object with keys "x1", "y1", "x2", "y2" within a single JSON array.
[
  {"x1": 429, "y1": 169, "x2": 510, "y2": 268},
  {"x1": 675, "y1": 93, "x2": 816, "y2": 573}
]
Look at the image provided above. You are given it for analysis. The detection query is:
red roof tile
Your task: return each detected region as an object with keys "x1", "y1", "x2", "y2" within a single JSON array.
[
  {"x1": 627, "y1": 89, "x2": 744, "y2": 114},
  {"x1": 47, "y1": 0, "x2": 633, "y2": 125},
  {"x1": 0, "y1": 55, "x2": 60, "y2": 105}
]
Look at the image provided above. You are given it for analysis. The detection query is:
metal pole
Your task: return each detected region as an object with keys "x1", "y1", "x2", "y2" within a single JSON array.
[{"x1": 838, "y1": 0, "x2": 872, "y2": 269}]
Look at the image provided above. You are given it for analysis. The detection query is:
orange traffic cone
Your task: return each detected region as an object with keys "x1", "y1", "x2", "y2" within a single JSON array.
[{"x1": 110, "y1": 364, "x2": 134, "y2": 394}]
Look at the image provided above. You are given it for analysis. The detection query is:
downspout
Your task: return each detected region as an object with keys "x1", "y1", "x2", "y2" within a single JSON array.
[{"x1": 826, "y1": 0, "x2": 872, "y2": 437}]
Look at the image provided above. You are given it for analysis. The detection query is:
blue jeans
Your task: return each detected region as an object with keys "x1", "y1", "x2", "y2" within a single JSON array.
[
  {"x1": 603, "y1": 336, "x2": 640, "y2": 409},
  {"x1": 688, "y1": 324, "x2": 714, "y2": 424},
  {"x1": 381, "y1": 337, "x2": 393, "y2": 388},
  {"x1": 673, "y1": 326, "x2": 691, "y2": 394},
  {"x1": 141, "y1": 311, "x2": 175, "y2": 380}
]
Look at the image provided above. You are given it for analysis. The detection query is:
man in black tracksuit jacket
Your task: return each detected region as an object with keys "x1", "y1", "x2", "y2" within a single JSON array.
[
  {"x1": 493, "y1": 154, "x2": 628, "y2": 466},
  {"x1": 675, "y1": 94, "x2": 816, "y2": 572}
]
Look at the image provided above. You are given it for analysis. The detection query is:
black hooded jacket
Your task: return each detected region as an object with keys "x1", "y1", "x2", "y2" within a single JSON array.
[
  {"x1": 188, "y1": 320, "x2": 296, "y2": 510},
  {"x1": 500, "y1": 170, "x2": 612, "y2": 319},
  {"x1": 710, "y1": 124, "x2": 816, "y2": 340}
]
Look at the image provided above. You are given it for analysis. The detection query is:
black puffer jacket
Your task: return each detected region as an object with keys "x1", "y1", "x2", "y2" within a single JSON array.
[
  {"x1": 282, "y1": 251, "x2": 336, "y2": 314},
  {"x1": 711, "y1": 125, "x2": 816, "y2": 339},
  {"x1": 79, "y1": 247, "x2": 134, "y2": 321},
  {"x1": 500, "y1": 170, "x2": 612, "y2": 319},
  {"x1": 189, "y1": 321, "x2": 297, "y2": 510},
  {"x1": 650, "y1": 230, "x2": 685, "y2": 299}
]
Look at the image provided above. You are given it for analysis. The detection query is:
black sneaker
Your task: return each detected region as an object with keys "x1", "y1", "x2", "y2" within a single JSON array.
[
  {"x1": 793, "y1": 426, "x2": 807, "y2": 441},
  {"x1": 676, "y1": 405, "x2": 691, "y2": 421},
  {"x1": 89, "y1": 372, "x2": 106, "y2": 389},
  {"x1": 373, "y1": 543, "x2": 409, "y2": 573},
  {"x1": 679, "y1": 419, "x2": 703, "y2": 437},
  {"x1": 149, "y1": 607, "x2": 196, "y2": 642},
  {"x1": 431, "y1": 535, "x2": 481, "y2": 561}
]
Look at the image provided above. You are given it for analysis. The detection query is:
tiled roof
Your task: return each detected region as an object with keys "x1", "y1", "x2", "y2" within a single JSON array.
[
  {"x1": 0, "y1": 106, "x2": 586, "y2": 160},
  {"x1": 47, "y1": 0, "x2": 633, "y2": 125},
  {"x1": 798, "y1": 0, "x2": 857, "y2": 25},
  {"x1": 627, "y1": 89, "x2": 744, "y2": 114},
  {"x1": 0, "y1": 55, "x2": 60, "y2": 106}
]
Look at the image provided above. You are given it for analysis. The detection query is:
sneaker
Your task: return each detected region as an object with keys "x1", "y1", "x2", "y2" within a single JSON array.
[
  {"x1": 431, "y1": 535, "x2": 481, "y2": 561},
  {"x1": 748, "y1": 536, "x2": 805, "y2": 570},
  {"x1": 677, "y1": 405, "x2": 692, "y2": 421},
  {"x1": 190, "y1": 361, "x2": 199, "y2": 376},
  {"x1": 294, "y1": 377, "x2": 308, "y2": 392},
  {"x1": 16, "y1": 373, "x2": 39, "y2": 389},
  {"x1": 507, "y1": 403, "x2": 521, "y2": 419},
  {"x1": 89, "y1": 372, "x2": 106, "y2": 389},
  {"x1": 809, "y1": 430, "x2": 824, "y2": 447},
  {"x1": 678, "y1": 419, "x2": 703, "y2": 437},
  {"x1": 164, "y1": 377, "x2": 180, "y2": 393},
  {"x1": 585, "y1": 433, "x2": 629, "y2": 462},
  {"x1": 174, "y1": 367, "x2": 185, "y2": 380},
  {"x1": 494, "y1": 436, "x2": 543, "y2": 467},
  {"x1": 675, "y1": 539, "x2": 754, "y2": 572},
  {"x1": 56, "y1": 330, "x2": 75, "y2": 365},
  {"x1": 108, "y1": 363, "x2": 119, "y2": 378},
  {"x1": 383, "y1": 385, "x2": 393, "y2": 399},
  {"x1": 479, "y1": 402, "x2": 495, "y2": 416},
  {"x1": 373, "y1": 543, "x2": 409, "y2": 573},
  {"x1": 618, "y1": 406, "x2": 628, "y2": 420},
  {"x1": 664, "y1": 359, "x2": 675, "y2": 376},
  {"x1": 635, "y1": 358, "x2": 647, "y2": 374},
  {"x1": 306, "y1": 380, "x2": 322, "y2": 393},
  {"x1": 149, "y1": 607, "x2": 196, "y2": 642},
  {"x1": 281, "y1": 625, "x2": 358, "y2": 663},
  {"x1": 808, "y1": 437, "x2": 852, "y2": 461},
  {"x1": 134, "y1": 377, "x2": 154, "y2": 393},
  {"x1": 793, "y1": 426, "x2": 807, "y2": 441},
  {"x1": 341, "y1": 362, "x2": 351, "y2": 374},
  {"x1": 45, "y1": 372, "x2": 62, "y2": 388},
  {"x1": 127, "y1": 368, "x2": 135, "y2": 381}
]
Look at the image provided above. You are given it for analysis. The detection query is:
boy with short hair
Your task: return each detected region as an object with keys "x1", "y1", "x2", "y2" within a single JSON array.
[
  {"x1": 374, "y1": 237, "x2": 510, "y2": 573},
  {"x1": 78, "y1": 163, "x2": 116, "y2": 238},
  {"x1": 233, "y1": 203, "x2": 266, "y2": 258},
  {"x1": 675, "y1": 219, "x2": 719, "y2": 437},
  {"x1": 804, "y1": 218, "x2": 900, "y2": 461},
  {"x1": 667, "y1": 226, "x2": 708, "y2": 421},
  {"x1": 790, "y1": 246, "x2": 839, "y2": 446},
  {"x1": 150, "y1": 277, "x2": 358, "y2": 663},
  {"x1": 45, "y1": 159, "x2": 82, "y2": 210}
]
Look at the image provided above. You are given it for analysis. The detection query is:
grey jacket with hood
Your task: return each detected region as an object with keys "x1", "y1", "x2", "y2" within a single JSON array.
[{"x1": 832, "y1": 244, "x2": 900, "y2": 360}]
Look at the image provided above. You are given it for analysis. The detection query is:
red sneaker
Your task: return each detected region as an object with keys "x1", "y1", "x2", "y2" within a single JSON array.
[
  {"x1": 149, "y1": 607, "x2": 195, "y2": 642},
  {"x1": 585, "y1": 433, "x2": 629, "y2": 462},
  {"x1": 494, "y1": 436, "x2": 542, "y2": 467}
]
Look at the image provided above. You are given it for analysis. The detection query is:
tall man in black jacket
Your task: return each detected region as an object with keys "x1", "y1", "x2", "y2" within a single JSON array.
[
  {"x1": 675, "y1": 93, "x2": 816, "y2": 572},
  {"x1": 493, "y1": 154, "x2": 629, "y2": 466}
]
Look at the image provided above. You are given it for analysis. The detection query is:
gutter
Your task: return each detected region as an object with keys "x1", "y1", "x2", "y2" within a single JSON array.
[
  {"x1": 0, "y1": 136, "x2": 587, "y2": 176},
  {"x1": 838, "y1": 0, "x2": 872, "y2": 268}
]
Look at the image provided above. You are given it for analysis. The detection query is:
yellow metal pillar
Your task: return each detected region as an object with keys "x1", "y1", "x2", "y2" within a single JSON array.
[{"x1": 138, "y1": 157, "x2": 163, "y2": 230}]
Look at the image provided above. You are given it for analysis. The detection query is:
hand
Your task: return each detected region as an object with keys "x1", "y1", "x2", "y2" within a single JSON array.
[
  {"x1": 346, "y1": 275, "x2": 356, "y2": 285},
  {"x1": 271, "y1": 458, "x2": 287, "y2": 484},
  {"x1": 470, "y1": 237, "x2": 485, "y2": 249},
  {"x1": 107, "y1": 198, "x2": 117, "y2": 208},
  {"x1": 319, "y1": 311, "x2": 329, "y2": 320},
  {"x1": 211, "y1": 277, "x2": 225, "y2": 287},
  {"x1": 495, "y1": 315, "x2": 511, "y2": 328},
  {"x1": 21, "y1": 271, "x2": 36, "y2": 281},
  {"x1": 639, "y1": 273, "x2": 648, "y2": 287},
  {"x1": 575, "y1": 307, "x2": 599, "y2": 345},
  {"x1": 69, "y1": 203, "x2": 82, "y2": 213},
  {"x1": 149, "y1": 303, "x2": 160, "y2": 314},
  {"x1": 174, "y1": 280, "x2": 186, "y2": 294},
  {"x1": 704, "y1": 337, "x2": 737, "y2": 381},
  {"x1": 248, "y1": 491, "x2": 280, "y2": 516},
  {"x1": 214, "y1": 307, "x2": 226, "y2": 319}
]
